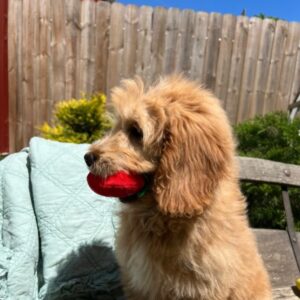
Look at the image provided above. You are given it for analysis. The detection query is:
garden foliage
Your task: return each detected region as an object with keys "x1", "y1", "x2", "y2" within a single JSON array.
[
  {"x1": 40, "y1": 93, "x2": 111, "y2": 144},
  {"x1": 234, "y1": 112, "x2": 300, "y2": 229}
]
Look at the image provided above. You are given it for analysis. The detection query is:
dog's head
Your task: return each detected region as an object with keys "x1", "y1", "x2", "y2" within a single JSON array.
[{"x1": 86, "y1": 76, "x2": 236, "y2": 216}]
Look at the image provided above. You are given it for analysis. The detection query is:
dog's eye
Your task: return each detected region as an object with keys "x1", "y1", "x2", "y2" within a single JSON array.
[{"x1": 127, "y1": 123, "x2": 143, "y2": 143}]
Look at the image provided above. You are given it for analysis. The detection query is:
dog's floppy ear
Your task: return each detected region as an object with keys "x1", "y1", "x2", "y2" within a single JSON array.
[{"x1": 153, "y1": 111, "x2": 233, "y2": 217}]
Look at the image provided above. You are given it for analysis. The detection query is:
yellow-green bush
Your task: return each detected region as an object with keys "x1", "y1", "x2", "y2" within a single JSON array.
[{"x1": 40, "y1": 93, "x2": 111, "y2": 143}]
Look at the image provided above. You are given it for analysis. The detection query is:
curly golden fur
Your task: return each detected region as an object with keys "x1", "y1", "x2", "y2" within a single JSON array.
[{"x1": 87, "y1": 76, "x2": 271, "y2": 300}]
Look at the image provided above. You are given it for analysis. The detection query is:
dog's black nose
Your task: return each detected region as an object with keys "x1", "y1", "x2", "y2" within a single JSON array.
[{"x1": 84, "y1": 152, "x2": 98, "y2": 167}]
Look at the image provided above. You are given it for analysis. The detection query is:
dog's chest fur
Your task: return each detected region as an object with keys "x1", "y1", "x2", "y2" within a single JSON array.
[
  {"x1": 115, "y1": 210, "x2": 209, "y2": 299},
  {"x1": 116, "y1": 214, "x2": 171, "y2": 297},
  {"x1": 119, "y1": 238, "x2": 161, "y2": 297}
]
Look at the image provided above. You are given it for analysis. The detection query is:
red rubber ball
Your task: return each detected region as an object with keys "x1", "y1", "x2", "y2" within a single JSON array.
[{"x1": 87, "y1": 171, "x2": 145, "y2": 198}]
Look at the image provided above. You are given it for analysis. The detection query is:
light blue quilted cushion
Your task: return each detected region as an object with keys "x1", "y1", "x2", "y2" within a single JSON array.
[
  {"x1": 0, "y1": 149, "x2": 39, "y2": 300},
  {"x1": 0, "y1": 138, "x2": 124, "y2": 300}
]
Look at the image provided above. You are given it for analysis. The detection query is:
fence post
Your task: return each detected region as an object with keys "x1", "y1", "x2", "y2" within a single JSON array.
[{"x1": 0, "y1": 0, "x2": 8, "y2": 153}]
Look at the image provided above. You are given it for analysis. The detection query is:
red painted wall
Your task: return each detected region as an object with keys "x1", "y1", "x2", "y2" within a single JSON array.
[{"x1": 0, "y1": 0, "x2": 8, "y2": 153}]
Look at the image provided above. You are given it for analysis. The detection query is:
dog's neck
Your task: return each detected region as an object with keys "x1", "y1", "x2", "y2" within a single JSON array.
[{"x1": 120, "y1": 195, "x2": 199, "y2": 238}]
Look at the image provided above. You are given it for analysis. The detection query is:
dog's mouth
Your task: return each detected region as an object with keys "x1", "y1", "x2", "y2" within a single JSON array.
[
  {"x1": 87, "y1": 168, "x2": 152, "y2": 203},
  {"x1": 119, "y1": 173, "x2": 152, "y2": 203},
  {"x1": 120, "y1": 194, "x2": 139, "y2": 203}
]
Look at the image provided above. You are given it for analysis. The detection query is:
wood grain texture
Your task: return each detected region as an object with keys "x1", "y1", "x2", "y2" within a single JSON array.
[
  {"x1": 214, "y1": 14, "x2": 236, "y2": 105},
  {"x1": 289, "y1": 23, "x2": 300, "y2": 106},
  {"x1": 277, "y1": 22, "x2": 300, "y2": 111},
  {"x1": 163, "y1": 8, "x2": 180, "y2": 75},
  {"x1": 38, "y1": 0, "x2": 50, "y2": 125},
  {"x1": 123, "y1": 5, "x2": 139, "y2": 79},
  {"x1": 251, "y1": 19, "x2": 275, "y2": 117},
  {"x1": 238, "y1": 156, "x2": 300, "y2": 187},
  {"x1": 265, "y1": 20, "x2": 289, "y2": 113},
  {"x1": 202, "y1": 13, "x2": 222, "y2": 90},
  {"x1": 32, "y1": 0, "x2": 40, "y2": 135},
  {"x1": 7, "y1": 1, "x2": 300, "y2": 151},
  {"x1": 78, "y1": 0, "x2": 95, "y2": 94},
  {"x1": 107, "y1": 2, "x2": 125, "y2": 91},
  {"x1": 174, "y1": 9, "x2": 195, "y2": 76},
  {"x1": 94, "y1": 1, "x2": 111, "y2": 94},
  {"x1": 237, "y1": 17, "x2": 262, "y2": 123},
  {"x1": 65, "y1": 0, "x2": 80, "y2": 99},
  {"x1": 8, "y1": 0, "x2": 17, "y2": 151},
  {"x1": 136, "y1": 5, "x2": 153, "y2": 85},
  {"x1": 22, "y1": 0, "x2": 35, "y2": 145},
  {"x1": 255, "y1": 229, "x2": 299, "y2": 290},
  {"x1": 273, "y1": 287, "x2": 299, "y2": 300},
  {"x1": 190, "y1": 12, "x2": 209, "y2": 83},
  {"x1": 225, "y1": 16, "x2": 249, "y2": 123},
  {"x1": 51, "y1": 0, "x2": 66, "y2": 102},
  {"x1": 150, "y1": 6, "x2": 167, "y2": 83}
]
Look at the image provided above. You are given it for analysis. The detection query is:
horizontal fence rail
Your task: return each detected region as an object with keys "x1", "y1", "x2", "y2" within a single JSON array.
[{"x1": 8, "y1": 0, "x2": 300, "y2": 151}]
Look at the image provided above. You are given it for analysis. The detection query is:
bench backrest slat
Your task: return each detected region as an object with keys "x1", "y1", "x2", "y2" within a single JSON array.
[{"x1": 238, "y1": 157, "x2": 300, "y2": 187}]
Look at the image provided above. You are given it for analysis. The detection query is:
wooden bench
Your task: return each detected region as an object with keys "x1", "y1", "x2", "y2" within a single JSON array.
[{"x1": 239, "y1": 157, "x2": 300, "y2": 299}]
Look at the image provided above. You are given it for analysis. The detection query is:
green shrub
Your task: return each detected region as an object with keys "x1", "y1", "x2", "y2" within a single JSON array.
[
  {"x1": 254, "y1": 13, "x2": 281, "y2": 21},
  {"x1": 40, "y1": 93, "x2": 111, "y2": 143},
  {"x1": 234, "y1": 112, "x2": 300, "y2": 229}
]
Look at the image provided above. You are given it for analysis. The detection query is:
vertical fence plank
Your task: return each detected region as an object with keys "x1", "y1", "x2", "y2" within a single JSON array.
[
  {"x1": 51, "y1": 0, "x2": 66, "y2": 102},
  {"x1": 150, "y1": 7, "x2": 167, "y2": 83},
  {"x1": 175, "y1": 10, "x2": 195, "y2": 76},
  {"x1": 78, "y1": 0, "x2": 95, "y2": 94},
  {"x1": 0, "y1": 0, "x2": 8, "y2": 153},
  {"x1": 251, "y1": 19, "x2": 275, "y2": 117},
  {"x1": 74, "y1": 1, "x2": 81, "y2": 98},
  {"x1": 46, "y1": 0, "x2": 54, "y2": 116},
  {"x1": 136, "y1": 5, "x2": 153, "y2": 85},
  {"x1": 264, "y1": 20, "x2": 289, "y2": 114},
  {"x1": 225, "y1": 16, "x2": 249, "y2": 123},
  {"x1": 15, "y1": 0, "x2": 24, "y2": 149},
  {"x1": 288, "y1": 23, "x2": 300, "y2": 106},
  {"x1": 277, "y1": 22, "x2": 300, "y2": 110},
  {"x1": 65, "y1": 0, "x2": 80, "y2": 100},
  {"x1": 202, "y1": 13, "x2": 222, "y2": 90},
  {"x1": 190, "y1": 12, "x2": 209, "y2": 83},
  {"x1": 123, "y1": 5, "x2": 139, "y2": 79},
  {"x1": 237, "y1": 17, "x2": 262, "y2": 122},
  {"x1": 214, "y1": 14, "x2": 236, "y2": 105},
  {"x1": 22, "y1": 0, "x2": 35, "y2": 145},
  {"x1": 107, "y1": 3, "x2": 125, "y2": 92},
  {"x1": 32, "y1": 0, "x2": 40, "y2": 134},
  {"x1": 163, "y1": 8, "x2": 180, "y2": 75},
  {"x1": 39, "y1": 0, "x2": 51, "y2": 125},
  {"x1": 8, "y1": 0, "x2": 16, "y2": 151},
  {"x1": 87, "y1": 1, "x2": 96, "y2": 95},
  {"x1": 94, "y1": 1, "x2": 111, "y2": 94}
]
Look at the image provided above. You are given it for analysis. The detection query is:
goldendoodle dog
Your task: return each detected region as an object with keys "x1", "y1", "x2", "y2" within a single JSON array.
[{"x1": 86, "y1": 76, "x2": 271, "y2": 300}]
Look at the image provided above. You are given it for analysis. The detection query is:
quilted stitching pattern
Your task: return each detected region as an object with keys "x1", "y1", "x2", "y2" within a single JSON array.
[
  {"x1": 0, "y1": 150, "x2": 39, "y2": 300},
  {"x1": 0, "y1": 138, "x2": 124, "y2": 300}
]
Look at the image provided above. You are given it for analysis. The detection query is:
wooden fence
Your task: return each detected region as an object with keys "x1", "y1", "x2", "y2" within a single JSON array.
[
  {"x1": 8, "y1": 0, "x2": 300, "y2": 151},
  {"x1": 0, "y1": 0, "x2": 8, "y2": 153}
]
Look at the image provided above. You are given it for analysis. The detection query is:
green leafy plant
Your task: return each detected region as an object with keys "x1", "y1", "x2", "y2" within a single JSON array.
[
  {"x1": 40, "y1": 93, "x2": 111, "y2": 144},
  {"x1": 234, "y1": 112, "x2": 300, "y2": 229},
  {"x1": 254, "y1": 13, "x2": 281, "y2": 21}
]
